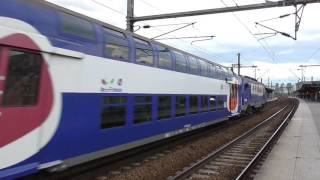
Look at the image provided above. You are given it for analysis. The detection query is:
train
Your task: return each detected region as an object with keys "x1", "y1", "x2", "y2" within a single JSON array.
[{"x1": 0, "y1": 0, "x2": 267, "y2": 179}]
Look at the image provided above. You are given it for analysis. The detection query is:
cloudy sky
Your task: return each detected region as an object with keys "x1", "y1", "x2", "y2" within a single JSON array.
[{"x1": 48, "y1": 0, "x2": 320, "y2": 85}]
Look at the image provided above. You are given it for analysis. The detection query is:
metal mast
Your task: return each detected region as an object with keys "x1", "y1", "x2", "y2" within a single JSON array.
[{"x1": 127, "y1": 0, "x2": 320, "y2": 32}]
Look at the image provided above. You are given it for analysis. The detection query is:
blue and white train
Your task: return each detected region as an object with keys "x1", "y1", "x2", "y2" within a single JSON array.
[{"x1": 0, "y1": 0, "x2": 266, "y2": 179}]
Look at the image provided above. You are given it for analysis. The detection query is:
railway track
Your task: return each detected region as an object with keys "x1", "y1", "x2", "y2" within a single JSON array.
[{"x1": 169, "y1": 98, "x2": 298, "y2": 180}]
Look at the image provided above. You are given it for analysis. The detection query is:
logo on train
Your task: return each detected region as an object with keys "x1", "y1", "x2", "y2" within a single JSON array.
[{"x1": 101, "y1": 78, "x2": 124, "y2": 92}]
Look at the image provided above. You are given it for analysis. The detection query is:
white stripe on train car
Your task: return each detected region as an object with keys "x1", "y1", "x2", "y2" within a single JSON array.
[{"x1": 49, "y1": 55, "x2": 229, "y2": 95}]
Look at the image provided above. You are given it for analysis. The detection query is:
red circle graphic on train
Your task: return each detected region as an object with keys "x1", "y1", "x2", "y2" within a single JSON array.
[{"x1": 0, "y1": 33, "x2": 54, "y2": 148}]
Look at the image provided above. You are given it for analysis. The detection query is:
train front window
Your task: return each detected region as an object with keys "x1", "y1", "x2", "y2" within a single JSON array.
[{"x1": 2, "y1": 51, "x2": 42, "y2": 107}]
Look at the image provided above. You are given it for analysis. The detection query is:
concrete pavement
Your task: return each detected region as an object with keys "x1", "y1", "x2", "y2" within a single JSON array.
[{"x1": 255, "y1": 99, "x2": 320, "y2": 180}]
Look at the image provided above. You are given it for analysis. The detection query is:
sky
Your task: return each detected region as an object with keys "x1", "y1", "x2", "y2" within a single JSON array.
[{"x1": 47, "y1": 0, "x2": 320, "y2": 86}]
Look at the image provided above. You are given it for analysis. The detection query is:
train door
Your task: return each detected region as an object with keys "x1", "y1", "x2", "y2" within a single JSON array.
[
  {"x1": 229, "y1": 84, "x2": 238, "y2": 113},
  {"x1": 0, "y1": 47, "x2": 44, "y2": 152}
]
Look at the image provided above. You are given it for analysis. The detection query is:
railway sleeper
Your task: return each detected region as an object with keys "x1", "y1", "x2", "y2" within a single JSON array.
[
  {"x1": 198, "y1": 169, "x2": 219, "y2": 175},
  {"x1": 219, "y1": 155, "x2": 252, "y2": 161},
  {"x1": 210, "y1": 161, "x2": 247, "y2": 168}
]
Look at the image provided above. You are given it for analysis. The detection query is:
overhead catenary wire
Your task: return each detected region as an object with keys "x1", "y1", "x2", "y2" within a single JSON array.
[
  {"x1": 88, "y1": 0, "x2": 309, "y2": 83},
  {"x1": 221, "y1": 0, "x2": 302, "y2": 83},
  {"x1": 226, "y1": 0, "x2": 313, "y2": 84},
  {"x1": 220, "y1": 0, "x2": 278, "y2": 65},
  {"x1": 90, "y1": 0, "x2": 224, "y2": 61},
  {"x1": 136, "y1": 0, "x2": 226, "y2": 61},
  {"x1": 305, "y1": 47, "x2": 320, "y2": 62},
  {"x1": 151, "y1": 22, "x2": 196, "y2": 39},
  {"x1": 91, "y1": 0, "x2": 126, "y2": 16},
  {"x1": 154, "y1": 35, "x2": 215, "y2": 40}
]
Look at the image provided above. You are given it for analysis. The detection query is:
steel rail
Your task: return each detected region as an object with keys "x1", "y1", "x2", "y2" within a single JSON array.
[
  {"x1": 169, "y1": 104, "x2": 290, "y2": 180},
  {"x1": 236, "y1": 100, "x2": 298, "y2": 180}
]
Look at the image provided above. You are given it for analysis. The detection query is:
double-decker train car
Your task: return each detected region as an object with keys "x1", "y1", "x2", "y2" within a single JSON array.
[
  {"x1": 240, "y1": 76, "x2": 266, "y2": 114},
  {"x1": 0, "y1": 0, "x2": 265, "y2": 179}
]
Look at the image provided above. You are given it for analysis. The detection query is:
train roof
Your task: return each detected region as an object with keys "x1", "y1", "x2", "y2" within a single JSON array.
[
  {"x1": 31, "y1": 0, "x2": 231, "y2": 72},
  {"x1": 241, "y1": 76, "x2": 266, "y2": 86},
  {"x1": 241, "y1": 76, "x2": 258, "y2": 82}
]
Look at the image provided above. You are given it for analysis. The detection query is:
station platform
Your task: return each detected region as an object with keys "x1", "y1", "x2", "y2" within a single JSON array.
[{"x1": 255, "y1": 99, "x2": 320, "y2": 180}]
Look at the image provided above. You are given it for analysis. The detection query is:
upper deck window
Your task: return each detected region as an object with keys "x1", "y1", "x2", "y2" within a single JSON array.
[
  {"x1": 199, "y1": 60, "x2": 208, "y2": 76},
  {"x1": 209, "y1": 64, "x2": 216, "y2": 78},
  {"x1": 188, "y1": 56, "x2": 199, "y2": 75},
  {"x1": 59, "y1": 12, "x2": 96, "y2": 41},
  {"x1": 134, "y1": 38, "x2": 153, "y2": 66},
  {"x1": 175, "y1": 52, "x2": 187, "y2": 72},
  {"x1": 104, "y1": 28, "x2": 129, "y2": 61},
  {"x1": 104, "y1": 28, "x2": 126, "y2": 37},
  {"x1": 216, "y1": 66, "x2": 223, "y2": 79},
  {"x1": 157, "y1": 46, "x2": 172, "y2": 69}
]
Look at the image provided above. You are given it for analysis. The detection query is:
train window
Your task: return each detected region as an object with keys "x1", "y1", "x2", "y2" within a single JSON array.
[
  {"x1": 135, "y1": 96, "x2": 152, "y2": 103},
  {"x1": 2, "y1": 51, "x2": 42, "y2": 107},
  {"x1": 175, "y1": 96, "x2": 186, "y2": 117},
  {"x1": 104, "y1": 96, "x2": 127, "y2": 104},
  {"x1": 218, "y1": 97, "x2": 224, "y2": 110},
  {"x1": 134, "y1": 38, "x2": 149, "y2": 46},
  {"x1": 158, "y1": 96, "x2": 172, "y2": 120},
  {"x1": 209, "y1": 96, "x2": 216, "y2": 111},
  {"x1": 216, "y1": 67, "x2": 223, "y2": 80},
  {"x1": 104, "y1": 28, "x2": 129, "y2": 61},
  {"x1": 101, "y1": 96, "x2": 127, "y2": 129},
  {"x1": 134, "y1": 96, "x2": 152, "y2": 124},
  {"x1": 175, "y1": 52, "x2": 187, "y2": 72},
  {"x1": 59, "y1": 12, "x2": 96, "y2": 40},
  {"x1": 101, "y1": 106, "x2": 126, "y2": 128},
  {"x1": 199, "y1": 60, "x2": 208, "y2": 76},
  {"x1": 104, "y1": 28, "x2": 125, "y2": 37},
  {"x1": 209, "y1": 64, "x2": 216, "y2": 78},
  {"x1": 158, "y1": 46, "x2": 172, "y2": 69},
  {"x1": 134, "y1": 38, "x2": 153, "y2": 66},
  {"x1": 189, "y1": 96, "x2": 198, "y2": 114},
  {"x1": 201, "y1": 96, "x2": 209, "y2": 112},
  {"x1": 188, "y1": 56, "x2": 199, "y2": 74}
]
